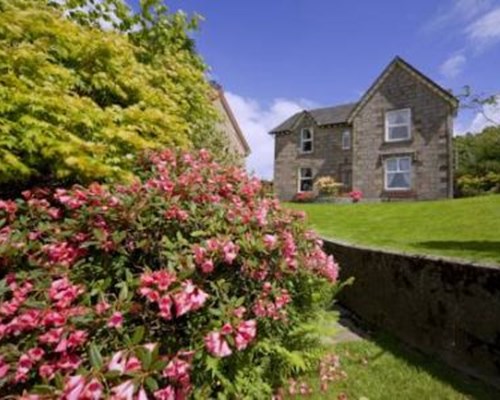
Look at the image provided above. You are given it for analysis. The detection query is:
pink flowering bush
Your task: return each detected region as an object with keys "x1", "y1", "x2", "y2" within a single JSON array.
[
  {"x1": 0, "y1": 149, "x2": 339, "y2": 398},
  {"x1": 349, "y1": 190, "x2": 363, "y2": 203}
]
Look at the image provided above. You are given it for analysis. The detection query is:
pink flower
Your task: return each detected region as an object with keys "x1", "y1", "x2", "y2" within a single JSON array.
[
  {"x1": 111, "y1": 379, "x2": 135, "y2": 400},
  {"x1": 233, "y1": 307, "x2": 246, "y2": 319},
  {"x1": 67, "y1": 330, "x2": 88, "y2": 349},
  {"x1": 108, "y1": 312, "x2": 124, "y2": 329},
  {"x1": 163, "y1": 358, "x2": 191, "y2": 383},
  {"x1": 0, "y1": 356, "x2": 9, "y2": 379},
  {"x1": 39, "y1": 363, "x2": 55, "y2": 380},
  {"x1": 95, "y1": 301, "x2": 110, "y2": 315},
  {"x1": 158, "y1": 296, "x2": 173, "y2": 320},
  {"x1": 108, "y1": 351, "x2": 126, "y2": 374},
  {"x1": 234, "y1": 320, "x2": 257, "y2": 351},
  {"x1": 200, "y1": 259, "x2": 214, "y2": 274},
  {"x1": 63, "y1": 375, "x2": 86, "y2": 400},
  {"x1": 125, "y1": 356, "x2": 141, "y2": 373},
  {"x1": 137, "y1": 387, "x2": 148, "y2": 400},
  {"x1": 173, "y1": 280, "x2": 209, "y2": 317},
  {"x1": 83, "y1": 378, "x2": 103, "y2": 400},
  {"x1": 27, "y1": 347, "x2": 45, "y2": 362},
  {"x1": 57, "y1": 353, "x2": 82, "y2": 371},
  {"x1": 220, "y1": 323, "x2": 233, "y2": 335},
  {"x1": 263, "y1": 234, "x2": 278, "y2": 250},
  {"x1": 154, "y1": 386, "x2": 176, "y2": 400},
  {"x1": 222, "y1": 241, "x2": 239, "y2": 264},
  {"x1": 39, "y1": 327, "x2": 64, "y2": 345},
  {"x1": 204, "y1": 332, "x2": 232, "y2": 358}
]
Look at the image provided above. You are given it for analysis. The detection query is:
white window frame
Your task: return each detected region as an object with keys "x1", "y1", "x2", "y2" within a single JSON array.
[
  {"x1": 300, "y1": 128, "x2": 314, "y2": 153},
  {"x1": 384, "y1": 156, "x2": 412, "y2": 191},
  {"x1": 298, "y1": 167, "x2": 313, "y2": 193},
  {"x1": 385, "y1": 108, "x2": 411, "y2": 142},
  {"x1": 342, "y1": 130, "x2": 351, "y2": 150}
]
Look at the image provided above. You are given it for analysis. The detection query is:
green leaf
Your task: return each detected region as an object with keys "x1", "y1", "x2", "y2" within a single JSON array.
[
  {"x1": 131, "y1": 326, "x2": 145, "y2": 345},
  {"x1": 145, "y1": 376, "x2": 159, "y2": 392},
  {"x1": 88, "y1": 343, "x2": 103, "y2": 369}
]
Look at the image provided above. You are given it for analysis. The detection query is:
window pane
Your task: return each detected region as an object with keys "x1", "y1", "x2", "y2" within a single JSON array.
[
  {"x1": 342, "y1": 131, "x2": 350, "y2": 148},
  {"x1": 300, "y1": 168, "x2": 312, "y2": 178},
  {"x1": 302, "y1": 129, "x2": 312, "y2": 139},
  {"x1": 386, "y1": 159, "x2": 398, "y2": 171},
  {"x1": 387, "y1": 110, "x2": 410, "y2": 125},
  {"x1": 399, "y1": 157, "x2": 411, "y2": 171},
  {"x1": 389, "y1": 126, "x2": 409, "y2": 140},
  {"x1": 300, "y1": 179, "x2": 313, "y2": 192},
  {"x1": 387, "y1": 172, "x2": 410, "y2": 189},
  {"x1": 302, "y1": 141, "x2": 312, "y2": 152}
]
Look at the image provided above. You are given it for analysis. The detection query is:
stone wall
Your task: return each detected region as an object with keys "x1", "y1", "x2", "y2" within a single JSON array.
[
  {"x1": 352, "y1": 64, "x2": 454, "y2": 200},
  {"x1": 273, "y1": 114, "x2": 352, "y2": 200},
  {"x1": 323, "y1": 239, "x2": 500, "y2": 388}
]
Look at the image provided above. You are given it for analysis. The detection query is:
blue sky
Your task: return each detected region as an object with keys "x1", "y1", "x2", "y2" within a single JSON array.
[{"x1": 129, "y1": 0, "x2": 500, "y2": 178}]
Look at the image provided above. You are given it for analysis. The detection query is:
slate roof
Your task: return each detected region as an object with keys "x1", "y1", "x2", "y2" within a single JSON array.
[{"x1": 270, "y1": 102, "x2": 357, "y2": 134}]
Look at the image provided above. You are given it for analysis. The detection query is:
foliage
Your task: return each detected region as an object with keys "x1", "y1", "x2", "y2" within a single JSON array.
[
  {"x1": 454, "y1": 126, "x2": 500, "y2": 196},
  {"x1": 456, "y1": 173, "x2": 500, "y2": 197},
  {"x1": 314, "y1": 176, "x2": 342, "y2": 197},
  {"x1": 0, "y1": 149, "x2": 339, "y2": 398},
  {"x1": 348, "y1": 191, "x2": 363, "y2": 203},
  {"x1": 292, "y1": 192, "x2": 317, "y2": 203},
  {"x1": 288, "y1": 195, "x2": 500, "y2": 264},
  {"x1": 0, "y1": 0, "x2": 230, "y2": 194}
]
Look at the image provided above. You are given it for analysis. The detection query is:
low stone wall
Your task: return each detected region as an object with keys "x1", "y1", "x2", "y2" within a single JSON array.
[{"x1": 323, "y1": 239, "x2": 500, "y2": 388}]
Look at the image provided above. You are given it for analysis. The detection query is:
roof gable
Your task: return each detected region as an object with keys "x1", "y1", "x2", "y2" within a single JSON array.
[
  {"x1": 346, "y1": 56, "x2": 458, "y2": 123},
  {"x1": 270, "y1": 102, "x2": 356, "y2": 134}
]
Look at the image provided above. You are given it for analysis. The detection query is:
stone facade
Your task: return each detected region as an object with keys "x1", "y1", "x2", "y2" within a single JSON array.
[
  {"x1": 352, "y1": 65, "x2": 453, "y2": 200},
  {"x1": 274, "y1": 114, "x2": 352, "y2": 200},
  {"x1": 271, "y1": 58, "x2": 456, "y2": 201}
]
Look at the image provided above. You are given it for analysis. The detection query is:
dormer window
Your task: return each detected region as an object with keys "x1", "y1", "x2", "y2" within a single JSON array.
[
  {"x1": 300, "y1": 128, "x2": 314, "y2": 153},
  {"x1": 342, "y1": 130, "x2": 351, "y2": 149},
  {"x1": 385, "y1": 108, "x2": 411, "y2": 142}
]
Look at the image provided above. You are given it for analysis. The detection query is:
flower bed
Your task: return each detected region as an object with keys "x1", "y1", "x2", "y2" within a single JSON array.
[{"x1": 0, "y1": 149, "x2": 339, "y2": 398}]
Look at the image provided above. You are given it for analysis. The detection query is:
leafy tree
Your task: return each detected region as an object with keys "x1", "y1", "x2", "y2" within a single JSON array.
[
  {"x1": 0, "y1": 0, "x2": 229, "y2": 195},
  {"x1": 454, "y1": 126, "x2": 500, "y2": 196}
]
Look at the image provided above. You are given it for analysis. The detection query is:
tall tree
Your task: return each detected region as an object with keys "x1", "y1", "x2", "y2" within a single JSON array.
[{"x1": 0, "y1": 0, "x2": 228, "y2": 195}]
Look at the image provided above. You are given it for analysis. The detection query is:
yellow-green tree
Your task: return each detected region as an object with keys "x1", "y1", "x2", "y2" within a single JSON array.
[{"x1": 0, "y1": 0, "x2": 226, "y2": 193}]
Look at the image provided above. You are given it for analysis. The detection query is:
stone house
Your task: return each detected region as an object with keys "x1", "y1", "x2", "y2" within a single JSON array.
[
  {"x1": 211, "y1": 82, "x2": 251, "y2": 160},
  {"x1": 270, "y1": 57, "x2": 458, "y2": 201}
]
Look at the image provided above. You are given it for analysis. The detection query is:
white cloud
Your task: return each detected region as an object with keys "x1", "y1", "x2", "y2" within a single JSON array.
[
  {"x1": 455, "y1": 95, "x2": 500, "y2": 134},
  {"x1": 424, "y1": 0, "x2": 492, "y2": 32},
  {"x1": 225, "y1": 92, "x2": 318, "y2": 180},
  {"x1": 440, "y1": 53, "x2": 466, "y2": 79},
  {"x1": 466, "y1": 7, "x2": 500, "y2": 46}
]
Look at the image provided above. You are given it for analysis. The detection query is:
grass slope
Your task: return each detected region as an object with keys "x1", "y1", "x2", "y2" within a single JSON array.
[
  {"x1": 288, "y1": 195, "x2": 500, "y2": 265},
  {"x1": 309, "y1": 334, "x2": 499, "y2": 399}
]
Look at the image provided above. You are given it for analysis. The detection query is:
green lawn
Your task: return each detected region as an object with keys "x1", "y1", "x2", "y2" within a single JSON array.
[
  {"x1": 287, "y1": 195, "x2": 500, "y2": 265},
  {"x1": 306, "y1": 334, "x2": 499, "y2": 399}
]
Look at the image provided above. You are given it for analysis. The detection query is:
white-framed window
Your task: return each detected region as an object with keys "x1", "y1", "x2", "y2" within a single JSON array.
[
  {"x1": 298, "y1": 167, "x2": 313, "y2": 192},
  {"x1": 385, "y1": 156, "x2": 411, "y2": 190},
  {"x1": 342, "y1": 130, "x2": 351, "y2": 150},
  {"x1": 300, "y1": 128, "x2": 314, "y2": 153},
  {"x1": 385, "y1": 108, "x2": 411, "y2": 142}
]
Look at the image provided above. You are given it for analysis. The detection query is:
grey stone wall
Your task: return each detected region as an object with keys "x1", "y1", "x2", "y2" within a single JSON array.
[
  {"x1": 323, "y1": 239, "x2": 500, "y2": 388},
  {"x1": 273, "y1": 114, "x2": 352, "y2": 200},
  {"x1": 352, "y1": 65, "x2": 453, "y2": 200}
]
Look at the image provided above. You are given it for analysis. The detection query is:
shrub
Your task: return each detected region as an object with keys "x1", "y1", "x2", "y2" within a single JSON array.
[
  {"x1": 456, "y1": 173, "x2": 500, "y2": 197},
  {"x1": 314, "y1": 176, "x2": 342, "y2": 197},
  {"x1": 0, "y1": 149, "x2": 339, "y2": 398},
  {"x1": 292, "y1": 192, "x2": 317, "y2": 203},
  {"x1": 349, "y1": 190, "x2": 363, "y2": 203},
  {"x1": 0, "y1": 0, "x2": 230, "y2": 193}
]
